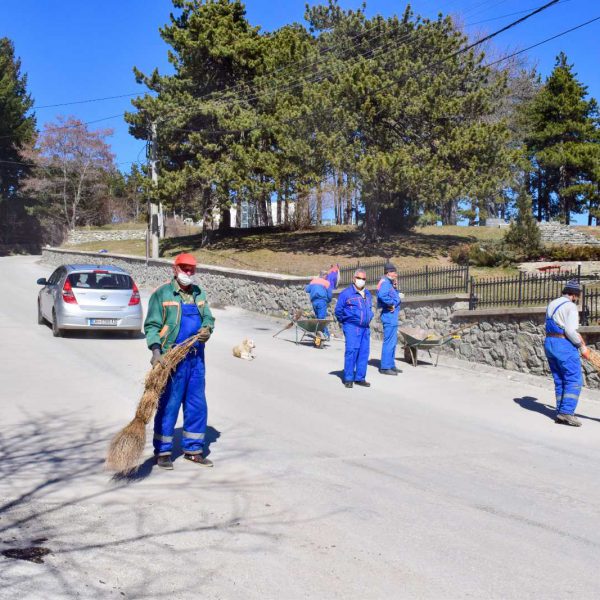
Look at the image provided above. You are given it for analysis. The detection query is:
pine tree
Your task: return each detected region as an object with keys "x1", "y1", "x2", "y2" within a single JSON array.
[
  {"x1": 504, "y1": 181, "x2": 541, "y2": 257},
  {"x1": 524, "y1": 53, "x2": 600, "y2": 224},
  {"x1": 0, "y1": 38, "x2": 36, "y2": 247}
]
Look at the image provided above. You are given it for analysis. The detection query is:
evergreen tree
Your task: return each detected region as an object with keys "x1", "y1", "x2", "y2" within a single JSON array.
[
  {"x1": 0, "y1": 38, "x2": 36, "y2": 247},
  {"x1": 524, "y1": 53, "x2": 600, "y2": 224},
  {"x1": 504, "y1": 180, "x2": 541, "y2": 257}
]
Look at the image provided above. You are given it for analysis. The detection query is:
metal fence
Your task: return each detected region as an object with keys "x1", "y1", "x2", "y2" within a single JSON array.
[
  {"x1": 338, "y1": 260, "x2": 469, "y2": 296},
  {"x1": 338, "y1": 259, "x2": 388, "y2": 286},
  {"x1": 398, "y1": 265, "x2": 469, "y2": 296},
  {"x1": 582, "y1": 286, "x2": 600, "y2": 325},
  {"x1": 469, "y1": 270, "x2": 582, "y2": 310}
]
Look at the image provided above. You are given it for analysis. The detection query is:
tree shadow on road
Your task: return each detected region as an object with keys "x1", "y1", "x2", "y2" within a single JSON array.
[{"x1": 513, "y1": 396, "x2": 600, "y2": 424}]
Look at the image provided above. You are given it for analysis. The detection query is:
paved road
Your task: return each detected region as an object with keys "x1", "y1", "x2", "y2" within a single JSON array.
[{"x1": 2, "y1": 255, "x2": 600, "y2": 599}]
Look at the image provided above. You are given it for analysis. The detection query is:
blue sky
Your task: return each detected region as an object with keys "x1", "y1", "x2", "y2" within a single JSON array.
[{"x1": 2, "y1": 0, "x2": 599, "y2": 173}]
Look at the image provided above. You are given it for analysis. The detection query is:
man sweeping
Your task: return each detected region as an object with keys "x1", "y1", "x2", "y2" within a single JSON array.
[
  {"x1": 544, "y1": 279, "x2": 590, "y2": 427},
  {"x1": 305, "y1": 271, "x2": 333, "y2": 341},
  {"x1": 144, "y1": 253, "x2": 215, "y2": 469}
]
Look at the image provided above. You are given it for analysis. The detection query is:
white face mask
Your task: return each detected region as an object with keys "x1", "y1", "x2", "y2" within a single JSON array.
[
  {"x1": 176, "y1": 272, "x2": 194, "y2": 287},
  {"x1": 354, "y1": 279, "x2": 366, "y2": 289}
]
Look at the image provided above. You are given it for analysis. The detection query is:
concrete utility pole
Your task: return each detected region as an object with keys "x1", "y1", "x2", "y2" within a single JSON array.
[{"x1": 149, "y1": 121, "x2": 160, "y2": 259}]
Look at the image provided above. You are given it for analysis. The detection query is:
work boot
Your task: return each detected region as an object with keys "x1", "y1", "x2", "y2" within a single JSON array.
[
  {"x1": 344, "y1": 381, "x2": 353, "y2": 388},
  {"x1": 156, "y1": 455, "x2": 174, "y2": 470},
  {"x1": 392, "y1": 366, "x2": 403, "y2": 374},
  {"x1": 379, "y1": 368, "x2": 398, "y2": 376},
  {"x1": 555, "y1": 413, "x2": 582, "y2": 427},
  {"x1": 184, "y1": 453, "x2": 214, "y2": 467},
  {"x1": 355, "y1": 380, "x2": 371, "y2": 387}
]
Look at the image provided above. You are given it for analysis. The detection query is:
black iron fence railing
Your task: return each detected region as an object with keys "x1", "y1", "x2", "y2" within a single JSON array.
[
  {"x1": 468, "y1": 270, "x2": 583, "y2": 310},
  {"x1": 398, "y1": 265, "x2": 470, "y2": 296},
  {"x1": 338, "y1": 259, "x2": 388, "y2": 286},
  {"x1": 338, "y1": 261, "x2": 469, "y2": 295}
]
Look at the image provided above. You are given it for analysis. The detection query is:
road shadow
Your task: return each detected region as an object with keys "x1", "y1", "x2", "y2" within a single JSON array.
[
  {"x1": 329, "y1": 370, "x2": 345, "y2": 382},
  {"x1": 368, "y1": 358, "x2": 382, "y2": 369},
  {"x1": 513, "y1": 396, "x2": 600, "y2": 423}
]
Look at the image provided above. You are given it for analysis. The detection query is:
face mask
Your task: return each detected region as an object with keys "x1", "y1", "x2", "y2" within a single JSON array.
[
  {"x1": 177, "y1": 272, "x2": 193, "y2": 286},
  {"x1": 354, "y1": 279, "x2": 366, "y2": 289}
]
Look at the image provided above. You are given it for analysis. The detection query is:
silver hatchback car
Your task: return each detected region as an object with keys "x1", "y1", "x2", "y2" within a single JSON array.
[{"x1": 37, "y1": 264, "x2": 143, "y2": 337}]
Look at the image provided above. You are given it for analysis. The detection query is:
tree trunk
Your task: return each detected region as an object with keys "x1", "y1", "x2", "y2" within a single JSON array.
[
  {"x1": 276, "y1": 189, "x2": 282, "y2": 225},
  {"x1": 316, "y1": 184, "x2": 322, "y2": 226}
]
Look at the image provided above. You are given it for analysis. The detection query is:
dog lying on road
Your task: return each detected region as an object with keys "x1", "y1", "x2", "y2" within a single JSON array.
[{"x1": 232, "y1": 338, "x2": 256, "y2": 360}]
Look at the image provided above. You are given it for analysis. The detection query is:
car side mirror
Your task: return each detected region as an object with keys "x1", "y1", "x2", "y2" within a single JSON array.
[{"x1": 37, "y1": 278, "x2": 47, "y2": 285}]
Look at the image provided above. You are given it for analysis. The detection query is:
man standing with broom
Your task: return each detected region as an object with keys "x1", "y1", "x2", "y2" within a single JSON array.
[
  {"x1": 544, "y1": 279, "x2": 590, "y2": 427},
  {"x1": 145, "y1": 253, "x2": 215, "y2": 469}
]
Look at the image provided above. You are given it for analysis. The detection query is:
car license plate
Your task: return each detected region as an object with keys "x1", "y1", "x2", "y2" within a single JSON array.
[{"x1": 89, "y1": 318, "x2": 118, "y2": 326}]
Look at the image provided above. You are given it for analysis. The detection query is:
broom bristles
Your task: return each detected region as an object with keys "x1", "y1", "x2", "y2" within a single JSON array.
[
  {"x1": 587, "y1": 348, "x2": 600, "y2": 372},
  {"x1": 105, "y1": 331, "x2": 205, "y2": 474}
]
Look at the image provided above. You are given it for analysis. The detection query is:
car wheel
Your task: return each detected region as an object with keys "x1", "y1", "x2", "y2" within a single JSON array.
[
  {"x1": 52, "y1": 310, "x2": 63, "y2": 338},
  {"x1": 37, "y1": 301, "x2": 45, "y2": 325}
]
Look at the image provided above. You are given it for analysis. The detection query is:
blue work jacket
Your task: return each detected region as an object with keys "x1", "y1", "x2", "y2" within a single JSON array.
[
  {"x1": 335, "y1": 285, "x2": 374, "y2": 328},
  {"x1": 305, "y1": 277, "x2": 333, "y2": 304}
]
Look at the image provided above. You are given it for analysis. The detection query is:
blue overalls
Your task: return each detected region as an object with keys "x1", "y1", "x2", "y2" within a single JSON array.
[
  {"x1": 377, "y1": 277, "x2": 401, "y2": 370},
  {"x1": 153, "y1": 303, "x2": 208, "y2": 456},
  {"x1": 305, "y1": 277, "x2": 333, "y2": 339},
  {"x1": 335, "y1": 286, "x2": 373, "y2": 382},
  {"x1": 544, "y1": 300, "x2": 582, "y2": 416}
]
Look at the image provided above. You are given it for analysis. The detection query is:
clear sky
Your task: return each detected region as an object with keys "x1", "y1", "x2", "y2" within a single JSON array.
[{"x1": 1, "y1": 0, "x2": 599, "y2": 170}]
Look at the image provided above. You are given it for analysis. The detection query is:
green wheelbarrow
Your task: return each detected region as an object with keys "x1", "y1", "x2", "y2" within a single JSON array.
[
  {"x1": 273, "y1": 315, "x2": 334, "y2": 348},
  {"x1": 398, "y1": 325, "x2": 471, "y2": 367}
]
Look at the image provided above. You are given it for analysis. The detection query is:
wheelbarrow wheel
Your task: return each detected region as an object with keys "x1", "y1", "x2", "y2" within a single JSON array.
[{"x1": 404, "y1": 346, "x2": 417, "y2": 366}]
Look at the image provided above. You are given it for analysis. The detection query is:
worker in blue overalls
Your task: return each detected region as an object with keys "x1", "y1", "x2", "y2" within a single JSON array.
[
  {"x1": 305, "y1": 271, "x2": 333, "y2": 341},
  {"x1": 334, "y1": 269, "x2": 374, "y2": 388},
  {"x1": 544, "y1": 279, "x2": 590, "y2": 427},
  {"x1": 377, "y1": 263, "x2": 402, "y2": 375},
  {"x1": 144, "y1": 253, "x2": 215, "y2": 469},
  {"x1": 325, "y1": 264, "x2": 340, "y2": 291}
]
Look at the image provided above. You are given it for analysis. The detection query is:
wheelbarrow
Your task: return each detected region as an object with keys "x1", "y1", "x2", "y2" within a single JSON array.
[
  {"x1": 273, "y1": 313, "x2": 334, "y2": 348},
  {"x1": 398, "y1": 325, "x2": 472, "y2": 367}
]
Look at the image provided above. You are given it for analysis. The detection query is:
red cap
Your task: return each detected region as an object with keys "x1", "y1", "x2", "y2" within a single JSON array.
[{"x1": 174, "y1": 253, "x2": 197, "y2": 267}]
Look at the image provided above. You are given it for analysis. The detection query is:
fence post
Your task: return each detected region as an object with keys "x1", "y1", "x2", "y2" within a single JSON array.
[
  {"x1": 464, "y1": 265, "x2": 469, "y2": 293},
  {"x1": 517, "y1": 271, "x2": 523, "y2": 307},
  {"x1": 582, "y1": 284, "x2": 588, "y2": 326},
  {"x1": 469, "y1": 276, "x2": 477, "y2": 310},
  {"x1": 577, "y1": 263, "x2": 581, "y2": 283},
  {"x1": 425, "y1": 265, "x2": 429, "y2": 295}
]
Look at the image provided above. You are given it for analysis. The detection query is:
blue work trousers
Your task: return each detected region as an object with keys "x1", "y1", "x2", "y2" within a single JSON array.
[
  {"x1": 312, "y1": 300, "x2": 330, "y2": 339},
  {"x1": 153, "y1": 350, "x2": 207, "y2": 456},
  {"x1": 380, "y1": 312, "x2": 398, "y2": 370},
  {"x1": 544, "y1": 337, "x2": 582, "y2": 415},
  {"x1": 343, "y1": 324, "x2": 370, "y2": 382}
]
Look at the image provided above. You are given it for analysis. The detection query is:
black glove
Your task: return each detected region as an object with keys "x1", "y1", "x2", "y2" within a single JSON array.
[
  {"x1": 150, "y1": 348, "x2": 165, "y2": 367},
  {"x1": 198, "y1": 327, "x2": 211, "y2": 343}
]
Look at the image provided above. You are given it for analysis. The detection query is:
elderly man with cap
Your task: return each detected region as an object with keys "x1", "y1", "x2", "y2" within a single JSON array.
[
  {"x1": 334, "y1": 269, "x2": 374, "y2": 388},
  {"x1": 544, "y1": 279, "x2": 590, "y2": 427},
  {"x1": 305, "y1": 270, "x2": 333, "y2": 341},
  {"x1": 144, "y1": 253, "x2": 215, "y2": 469},
  {"x1": 377, "y1": 263, "x2": 402, "y2": 375}
]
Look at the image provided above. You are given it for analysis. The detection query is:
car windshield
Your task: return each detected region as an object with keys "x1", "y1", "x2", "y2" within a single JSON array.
[{"x1": 68, "y1": 272, "x2": 132, "y2": 290}]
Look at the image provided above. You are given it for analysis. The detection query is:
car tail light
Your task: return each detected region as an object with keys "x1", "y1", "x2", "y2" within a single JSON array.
[
  {"x1": 129, "y1": 282, "x2": 140, "y2": 306},
  {"x1": 62, "y1": 279, "x2": 77, "y2": 304}
]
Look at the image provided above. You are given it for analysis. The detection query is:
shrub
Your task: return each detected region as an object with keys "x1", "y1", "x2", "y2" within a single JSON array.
[
  {"x1": 417, "y1": 211, "x2": 439, "y2": 227},
  {"x1": 503, "y1": 187, "x2": 542, "y2": 256}
]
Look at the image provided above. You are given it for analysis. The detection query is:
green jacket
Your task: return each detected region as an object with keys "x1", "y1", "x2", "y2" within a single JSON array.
[{"x1": 144, "y1": 279, "x2": 215, "y2": 351}]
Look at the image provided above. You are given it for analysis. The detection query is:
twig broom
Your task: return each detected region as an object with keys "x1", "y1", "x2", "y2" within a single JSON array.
[
  {"x1": 105, "y1": 332, "x2": 203, "y2": 474},
  {"x1": 586, "y1": 348, "x2": 600, "y2": 372}
]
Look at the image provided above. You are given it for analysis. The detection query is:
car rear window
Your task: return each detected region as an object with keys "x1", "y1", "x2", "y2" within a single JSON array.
[{"x1": 69, "y1": 272, "x2": 133, "y2": 290}]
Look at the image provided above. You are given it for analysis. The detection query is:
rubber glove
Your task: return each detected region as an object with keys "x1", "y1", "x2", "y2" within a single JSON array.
[
  {"x1": 198, "y1": 327, "x2": 211, "y2": 343},
  {"x1": 150, "y1": 348, "x2": 165, "y2": 367}
]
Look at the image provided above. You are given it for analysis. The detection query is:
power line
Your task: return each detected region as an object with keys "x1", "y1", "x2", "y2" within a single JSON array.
[
  {"x1": 34, "y1": 92, "x2": 149, "y2": 110},
  {"x1": 484, "y1": 14, "x2": 600, "y2": 69}
]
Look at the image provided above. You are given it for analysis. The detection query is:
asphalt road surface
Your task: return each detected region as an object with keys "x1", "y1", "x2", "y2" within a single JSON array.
[{"x1": 2, "y1": 255, "x2": 600, "y2": 599}]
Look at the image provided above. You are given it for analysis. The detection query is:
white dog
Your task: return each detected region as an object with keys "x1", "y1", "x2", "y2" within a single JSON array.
[{"x1": 232, "y1": 338, "x2": 256, "y2": 360}]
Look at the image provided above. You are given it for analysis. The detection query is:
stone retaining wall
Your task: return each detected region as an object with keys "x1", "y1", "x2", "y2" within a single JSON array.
[
  {"x1": 41, "y1": 248, "x2": 312, "y2": 316},
  {"x1": 66, "y1": 230, "x2": 147, "y2": 245}
]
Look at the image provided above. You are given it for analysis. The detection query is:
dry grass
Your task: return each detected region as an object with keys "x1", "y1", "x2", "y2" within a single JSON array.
[
  {"x1": 63, "y1": 225, "x2": 508, "y2": 277},
  {"x1": 587, "y1": 348, "x2": 600, "y2": 372},
  {"x1": 105, "y1": 332, "x2": 205, "y2": 474}
]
